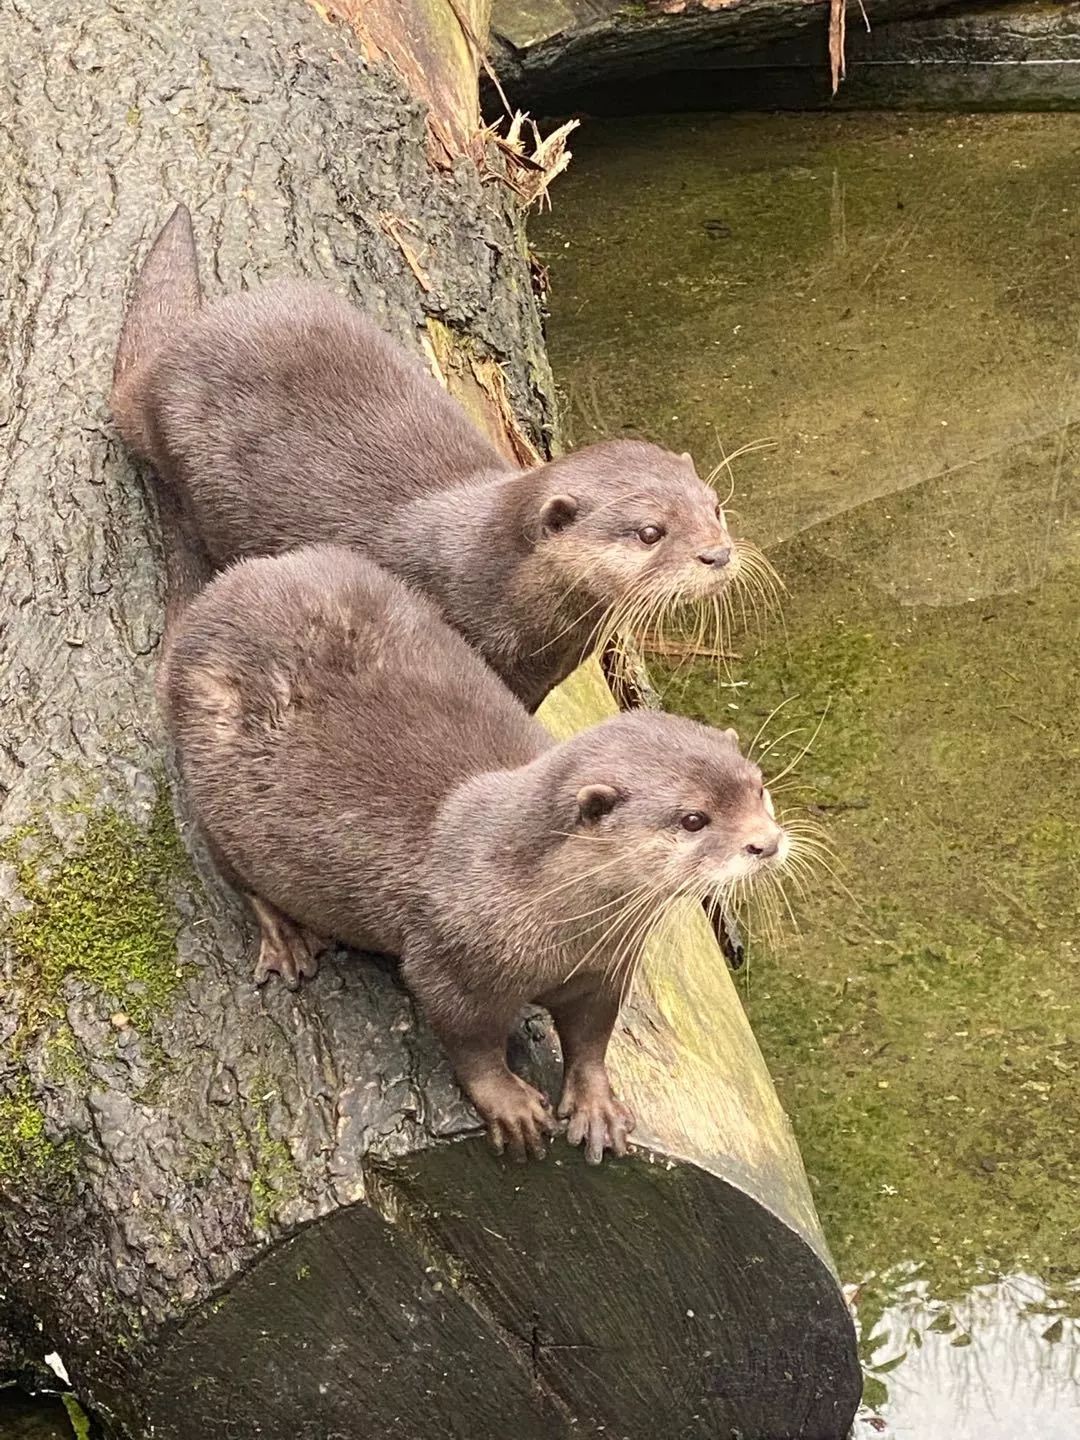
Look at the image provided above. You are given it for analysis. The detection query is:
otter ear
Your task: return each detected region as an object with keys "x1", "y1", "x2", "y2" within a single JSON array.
[
  {"x1": 722, "y1": 727, "x2": 740, "y2": 746},
  {"x1": 540, "y1": 494, "x2": 578, "y2": 534},
  {"x1": 576, "y1": 783, "x2": 624, "y2": 825},
  {"x1": 681, "y1": 451, "x2": 693, "y2": 463}
]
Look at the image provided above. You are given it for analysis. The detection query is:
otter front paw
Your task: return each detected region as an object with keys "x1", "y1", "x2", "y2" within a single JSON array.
[
  {"x1": 558, "y1": 1071, "x2": 636, "y2": 1165},
  {"x1": 474, "y1": 1074, "x2": 557, "y2": 1162},
  {"x1": 254, "y1": 932, "x2": 319, "y2": 990}
]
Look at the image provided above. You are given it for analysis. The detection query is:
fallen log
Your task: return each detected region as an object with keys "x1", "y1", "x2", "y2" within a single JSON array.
[
  {"x1": 487, "y1": 0, "x2": 962, "y2": 112},
  {"x1": 0, "y1": 1, "x2": 859, "y2": 1435}
]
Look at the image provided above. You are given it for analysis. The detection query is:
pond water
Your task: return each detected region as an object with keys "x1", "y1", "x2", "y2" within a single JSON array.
[
  {"x1": 532, "y1": 111, "x2": 1080, "y2": 1437},
  {"x1": 0, "y1": 1390, "x2": 80, "y2": 1438}
]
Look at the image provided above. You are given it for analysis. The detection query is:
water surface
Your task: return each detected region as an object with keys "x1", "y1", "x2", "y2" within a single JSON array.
[
  {"x1": 0, "y1": 1391, "x2": 76, "y2": 1438},
  {"x1": 533, "y1": 111, "x2": 1080, "y2": 1436}
]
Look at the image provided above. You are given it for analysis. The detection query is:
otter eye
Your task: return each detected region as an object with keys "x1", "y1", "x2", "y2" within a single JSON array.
[
  {"x1": 638, "y1": 524, "x2": 664, "y2": 546},
  {"x1": 681, "y1": 811, "x2": 709, "y2": 833}
]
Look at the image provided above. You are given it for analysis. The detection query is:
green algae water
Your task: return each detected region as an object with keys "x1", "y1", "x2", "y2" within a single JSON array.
[{"x1": 532, "y1": 111, "x2": 1080, "y2": 1437}]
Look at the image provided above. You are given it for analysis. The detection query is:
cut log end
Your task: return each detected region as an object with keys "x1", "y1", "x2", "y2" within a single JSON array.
[{"x1": 142, "y1": 1137, "x2": 860, "y2": 1440}]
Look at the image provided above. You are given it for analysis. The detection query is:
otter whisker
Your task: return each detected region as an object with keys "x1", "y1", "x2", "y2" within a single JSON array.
[
  {"x1": 778, "y1": 865, "x2": 813, "y2": 905},
  {"x1": 517, "y1": 847, "x2": 661, "y2": 909},
  {"x1": 754, "y1": 724, "x2": 811, "y2": 768},
  {"x1": 751, "y1": 875, "x2": 786, "y2": 950},
  {"x1": 767, "y1": 699, "x2": 832, "y2": 786},
  {"x1": 561, "y1": 881, "x2": 673, "y2": 988},
  {"x1": 530, "y1": 595, "x2": 609, "y2": 657},
  {"x1": 734, "y1": 540, "x2": 785, "y2": 599},
  {"x1": 767, "y1": 871, "x2": 801, "y2": 932},
  {"x1": 783, "y1": 829, "x2": 842, "y2": 862},
  {"x1": 705, "y1": 436, "x2": 776, "y2": 502},
  {"x1": 783, "y1": 814, "x2": 841, "y2": 843},
  {"x1": 610, "y1": 888, "x2": 682, "y2": 1012},
  {"x1": 556, "y1": 878, "x2": 664, "y2": 934},
  {"x1": 763, "y1": 775, "x2": 818, "y2": 797},
  {"x1": 735, "y1": 540, "x2": 785, "y2": 594}
]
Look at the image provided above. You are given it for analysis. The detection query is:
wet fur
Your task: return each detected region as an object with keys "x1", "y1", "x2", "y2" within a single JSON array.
[{"x1": 112, "y1": 208, "x2": 734, "y2": 710}]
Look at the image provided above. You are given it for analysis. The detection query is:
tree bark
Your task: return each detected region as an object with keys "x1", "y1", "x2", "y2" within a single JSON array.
[
  {"x1": 487, "y1": 0, "x2": 962, "y2": 112},
  {"x1": 0, "y1": 1, "x2": 859, "y2": 1436}
]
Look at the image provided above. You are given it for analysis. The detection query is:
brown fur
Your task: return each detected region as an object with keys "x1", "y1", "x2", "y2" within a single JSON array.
[
  {"x1": 114, "y1": 206, "x2": 740, "y2": 710},
  {"x1": 112, "y1": 205, "x2": 213, "y2": 631},
  {"x1": 163, "y1": 545, "x2": 787, "y2": 1162}
]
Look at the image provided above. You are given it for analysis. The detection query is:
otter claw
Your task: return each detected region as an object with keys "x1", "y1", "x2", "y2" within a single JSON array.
[
  {"x1": 250, "y1": 905, "x2": 322, "y2": 990},
  {"x1": 559, "y1": 1075, "x2": 636, "y2": 1165},
  {"x1": 477, "y1": 1076, "x2": 556, "y2": 1162},
  {"x1": 253, "y1": 938, "x2": 320, "y2": 990}
]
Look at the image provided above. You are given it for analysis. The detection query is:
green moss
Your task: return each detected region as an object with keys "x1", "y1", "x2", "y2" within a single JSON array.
[
  {"x1": 0, "y1": 1080, "x2": 74, "y2": 1185},
  {"x1": 3, "y1": 781, "x2": 189, "y2": 1039},
  {"x1": 61, "y1": 1394, "x2": 93, "y2": 1440},
  {"x1": 248, "y1": 1097, "x2": 300, "y2": 1234},
  {"x1": 861, "y1": 1374, "x2": 888, "y2": 1410}
]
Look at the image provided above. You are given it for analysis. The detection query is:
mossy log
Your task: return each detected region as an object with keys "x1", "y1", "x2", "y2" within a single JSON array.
[
  {"x1": 0, "y1": 0, "x2": 859, "y2": 1435},
  {"x1": 487, "y1": 0, "x2": 961, "y2": 112}
]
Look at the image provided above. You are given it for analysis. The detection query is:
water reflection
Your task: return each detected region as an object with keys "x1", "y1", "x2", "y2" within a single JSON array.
[{"x1": 853, "y1": 1271, "x2": 1080, "y2": 1438}]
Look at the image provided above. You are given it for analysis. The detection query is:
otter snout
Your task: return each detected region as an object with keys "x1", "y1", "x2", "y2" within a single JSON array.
[
  {"x1": 743, "y1": 820, "x2": 788, "y2": 866},
  {"x1": 697, "y1": 546, "x2": 731, "y2": 569}
]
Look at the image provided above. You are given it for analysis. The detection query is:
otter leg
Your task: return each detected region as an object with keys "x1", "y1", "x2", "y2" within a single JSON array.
[
  {"x1": 402, "y1": 950, "x2": 556, "y2": 1160},
  {"x1": 549, "y1": 983, "x2": 636, "y2": 1165},
  {"x1": 248, "y1": 895, "x2": 322, "y2": 991},
  {"x1": 450, "y1": 1035, "x2": 557, "y2": 1163}
]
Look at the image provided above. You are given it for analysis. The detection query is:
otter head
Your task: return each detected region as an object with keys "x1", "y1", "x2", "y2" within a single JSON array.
[
  {"x1": 561, "y1": 711, "x2": 787, "y2": 902},
  {"x1": 535, "y1": 440, "x2": 737, "y2": 618}
]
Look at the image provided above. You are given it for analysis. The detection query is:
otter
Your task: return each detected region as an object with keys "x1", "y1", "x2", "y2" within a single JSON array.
[
  {"x1": 162, "y1": 544, "x2": 789, "y2": 1162},
  {"x1": 113, "y1": 206, "x2": 744, "y2": 711}
]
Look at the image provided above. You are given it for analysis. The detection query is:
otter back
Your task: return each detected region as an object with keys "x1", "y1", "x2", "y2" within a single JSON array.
[
  {"x1": 161, "y1": 543, "x2": 547, "y2": 952},
  {"x1": 138, "y1": 282, "x2": 508, "y2": 566}
]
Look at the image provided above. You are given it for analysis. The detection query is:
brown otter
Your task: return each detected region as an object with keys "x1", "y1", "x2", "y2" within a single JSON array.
[
  {"x1": 162, "y1": 544, "x2": 789, "y2": 1162},
  {"x1": 113, "y1": 206, "x2": 745, "y2": 711}
]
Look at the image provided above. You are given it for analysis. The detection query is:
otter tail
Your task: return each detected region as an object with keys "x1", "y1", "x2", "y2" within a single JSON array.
[
  {"x1": 111, "y1": 204, "x2": 212, "y2": 640},
  {"x1": 111, "y1": 203, "x2": 202, "y2": 457}
]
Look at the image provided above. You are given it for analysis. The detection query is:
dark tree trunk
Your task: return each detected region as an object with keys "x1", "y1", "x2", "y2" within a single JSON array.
[
  {"x1": 487, "y1": 0, "x2": 962, "y2": 112},
  {"x1": 0, "y1": 1, "x2": 859, "y2": 1436}
]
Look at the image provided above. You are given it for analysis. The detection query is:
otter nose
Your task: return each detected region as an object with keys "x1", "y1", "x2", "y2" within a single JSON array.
[
  {"x1": 698, "y1": 546, "x2": 731, "y2": 568},
  {"x1": 745, "y1": 834, "x2": 781, "y2": 860}
]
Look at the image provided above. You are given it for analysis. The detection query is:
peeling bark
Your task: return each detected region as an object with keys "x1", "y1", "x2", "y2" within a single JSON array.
[{"x1": 0, "y1": 1, "x2": 858, "y2": 1435}]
